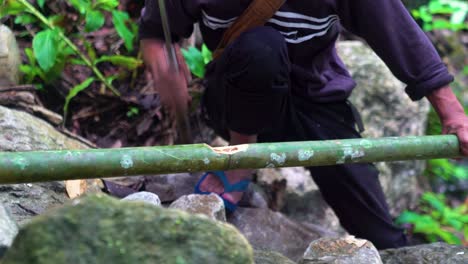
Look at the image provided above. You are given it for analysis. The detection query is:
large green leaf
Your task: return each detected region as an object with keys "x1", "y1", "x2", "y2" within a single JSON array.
[
  {"x1": 0, "y1": 0, "x2": 27, "y2": 16},
  {"x1": 14, "y1": 13, "x2": 37, "y2": 26},
  {"x1": 94, "y1": 0, "x2": 118, "y2": 11},
  {"x1": 112, "y1": 10, "x2": 135, "y2": 51},
  {"x1": 201, "y1": 44, "x2": 213, "y2": 64},
  {"x1": 422, "y1": 192, "x2": 446, "y2": 212},
  {"x1": 63, "y1": 78, "x2": 95, "y2": 118},
  {"x1": 37, "y1": 0, "x2": 45, "y2": 9},
  {"x1": 69, "y1": 0, "x2": 90, "y2": 15},
  {"x1": 33, "y1": 29, "x2": 59, "y2": 71},
  {"x1": 182, "y1": 46, "x2": 205, "y2": 78},
  {"x1": 95, "y1": 55, "x2": 143, "y2": 70},
  {"x1": 85, "y1": 10, "x2": 105, "y2": 32}
]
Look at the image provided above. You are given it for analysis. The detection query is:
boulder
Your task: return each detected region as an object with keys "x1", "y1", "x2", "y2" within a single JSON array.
[
  {"x1": 122, "y1": 191, "x2": 161, "y2": 207},
  {"x1": 337, "y1": 41, "x2": 430, "y2": 215},
  {"x1": 2, "y1": 194, "x2": 254, "y2": 264},
  {"x1": 169, "y1": 193, "x2": 226, "y2": 221},
  {"x1": 0, "y1": 204, "x2": 18, "y2": 257},
  {"x1": 0, "y1": 24, "x2": 20, "y2": 86},
  {"x1": 299, "y1": 236, "x2": 382, "y2": 264},
  {"x1": 228, "y1": 207, "x2": 321, "y2": 262},
  {"x1": 254, "y1": 250, "x2": 296, "y2": 264},
  {"x1": 379, "y1": 242, "x2": 467, "y2": 264},
  {"x1": 257, "y1": 168, "x2": 344, "y2": 234},
  {"x1": 0, "y1": 106, "x2": 90, "y2": 225}
]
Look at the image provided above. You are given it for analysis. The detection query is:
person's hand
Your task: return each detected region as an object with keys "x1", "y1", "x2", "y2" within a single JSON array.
[
  {"x1": 141, "y1": 39, "x2": 191, "y2": 117},
  {"x1": 427, "y1": 85, "x2": 468, "y2": 156},
  {"x1": 441, "y1": 114, "x2": 468, "y2": 156}
]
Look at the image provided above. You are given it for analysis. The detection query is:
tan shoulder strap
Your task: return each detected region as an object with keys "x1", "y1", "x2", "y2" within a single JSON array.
[{"x1": 213, "y1": 0, "x2": 286, "y2": 59}]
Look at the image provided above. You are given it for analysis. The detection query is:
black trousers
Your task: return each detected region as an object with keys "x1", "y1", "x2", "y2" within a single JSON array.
[{"x1": 202, "y1": 26, "x2": 408, "y2": 249}]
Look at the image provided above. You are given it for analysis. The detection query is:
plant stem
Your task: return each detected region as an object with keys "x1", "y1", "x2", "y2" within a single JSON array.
[
  {"x1": 17, "y1": 0, "x2": 120, "y2": 96},
  {"x1": 0, "y1": 135, "x2": 461, "y2": 184}
]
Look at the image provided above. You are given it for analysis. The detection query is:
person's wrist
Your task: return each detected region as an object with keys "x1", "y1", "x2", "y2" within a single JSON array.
[{"x1": 427, "y1": 85, "x2": 465, "y2": 121}]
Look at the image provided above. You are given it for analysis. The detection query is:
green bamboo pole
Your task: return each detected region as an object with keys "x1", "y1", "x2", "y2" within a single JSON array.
[{"x1": 0, "y1": 135, "x2": 461, "y2": 184}]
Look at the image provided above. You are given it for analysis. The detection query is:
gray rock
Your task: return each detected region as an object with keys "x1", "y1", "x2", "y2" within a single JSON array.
[
  {"x1": 2, "y1": 194, "x2": 254, "y2": 264},
  {"x1": 379, "y1": 242, "x2": 468, "y2": 264},
  {"x1": 300, "y1": 236, "x2": 382, "y2": 264},
  {"x1": 281, "y1": 190, "x2": 344, "y2": 236},
  {"x1": 122, "y1": 191, "x2": 161, "y2": 207},
  {"x1": 228, "y1": 207, "x2": 321, "y2": 262},
  {"x1": 254, "y1": 250, "x2": 296, "y2": 264},
  {"x1": 140, "y1": 173, "x2": 200, "y2": 203},
  {"x1": 0, "y1": 106, "x2": 89, "y2": 225},
  {"x1": 0, "y1": 204, "x2": 18, "y2": 257},
  {"x1": 257, "y1": 168, "x2": 315, "y2": 195},
  {"x1": 239, "y1": 182, "x2": 269, "y2": 209},
  {"x1": 0, "y1": 106, "x2": 87, "y2": 151},
  {"x1": 0, "y1": 24, "x2": 20, "y2": 86},
  {"x1": 337, "y1": 41, "x2": 430, "y2": 215},
  {"x1": 257, "y1": 168, "x2": 344, "y2": 235},
  {"x1": 169, "y1": 193, "x2": 226, "y2": 221}
]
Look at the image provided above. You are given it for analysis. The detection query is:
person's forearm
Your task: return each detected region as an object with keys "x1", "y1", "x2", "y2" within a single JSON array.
[
  {"x1": 427, "y1": 85, "x2": 468, "y2": 155},
  {"x1": 140, "y1": 39, "x2": 164, "y2": 77},
  {"x1": 427, "y1": 85, "x2": 465, "y2": 122}
]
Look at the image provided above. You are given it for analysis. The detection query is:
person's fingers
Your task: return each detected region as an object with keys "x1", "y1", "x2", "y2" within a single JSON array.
[
  {"x1": 442, "y1": 121, "x2": 468, "y2": 156},
  {"x1": 457, "y1": 129, "x2": 468, "y2": 156}
]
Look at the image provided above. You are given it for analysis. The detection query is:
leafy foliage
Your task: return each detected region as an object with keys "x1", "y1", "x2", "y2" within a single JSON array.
[
  {"x1": 396, "y1": 192, "x2": 468, "y2": 245},
  {"x1": 412, "y1": 0, "x2": 468, "y2": 31},
  {"x1": 1, "y1": 0, "x2": 141, "y2": 121},
  {"x1": 182, "y1": 44, "x2": 213, "y2": 78}
]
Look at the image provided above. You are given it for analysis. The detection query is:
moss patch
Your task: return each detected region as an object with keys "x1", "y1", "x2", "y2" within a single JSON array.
[{"x1": 2, "y1": 194, "x2": 253, "y2": 264}]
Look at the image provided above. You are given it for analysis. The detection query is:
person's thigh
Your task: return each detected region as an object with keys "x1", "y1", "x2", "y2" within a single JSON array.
[{"x1": 202, "y1": 26, "x2": 290, "y2": 140}]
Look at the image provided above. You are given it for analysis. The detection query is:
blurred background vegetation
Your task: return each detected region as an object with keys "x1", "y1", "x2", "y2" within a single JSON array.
[{"x1": 0, "y1": 0, "x2": 467, "y2": 245}]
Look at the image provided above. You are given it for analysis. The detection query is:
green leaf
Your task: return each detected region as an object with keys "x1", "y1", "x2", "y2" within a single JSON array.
[
  {"x1": 14, "y1": 13, "x2": 37, "y2": 25},
  {"x1": 396, "y1": 211, "x2": 425, "y2": 224},
  {"x1": 37, "y1": 0, "x2": 45, "y2": 9},
  {"x1": 182, "y1": 46, "x2": 205, "y2": 78},
  {"x1": 464, "y1": 225, "x2": 468, "y2": 241},
  {"x1": 25, "y1": 48, "x2": 36, "y2": 64},
  {"x1": 422, "y1": 192, "x2": 446, "y2": 212},
  {"x1": 64, "y1": 78, "x2": 95, "y2": 117},
  {"x1": 95, "y1": 55, "x2": 143, "y2": 70},
  {"x1": 94, "y1": 0, "x2": 118, "y2": 11},
  {"x1": 69, "y1": 0, "x2": 90, "y2": 15},
  {"x1": 0, "y1": 0, "x2": 27, "y2": 16},
  {"x1": 201, "y1": 44, "x2": 213, "y2": 64},
  {"x1": 33, "y1": 29, "x2": 59, "y2": 71},
  {"x1": 435, "y1": 229, "x2": 462, "y2": 244},
  {"x1": 70, "y1": 59, "x2": 87, "y2": 66},
  {"x1": 85, "y1": 10, "x2": 105, "y2": 32},
  {"x1": 112, "y1": 10, "x2": 135, "y2": 51}
]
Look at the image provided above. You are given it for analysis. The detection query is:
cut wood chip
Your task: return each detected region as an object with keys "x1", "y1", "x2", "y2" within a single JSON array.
[{"x1": 65, "y1": 179, "x2": 88, "y2": 199}]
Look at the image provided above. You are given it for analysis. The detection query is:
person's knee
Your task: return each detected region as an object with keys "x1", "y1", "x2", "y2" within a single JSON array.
[{"x1": 225, "y1": 26, "x2": 289, "y2": 94}]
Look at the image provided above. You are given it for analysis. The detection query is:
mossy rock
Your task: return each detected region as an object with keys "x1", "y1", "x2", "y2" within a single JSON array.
[{"x1": 2, "y1": 194, "x2": 254, "y2": 264}]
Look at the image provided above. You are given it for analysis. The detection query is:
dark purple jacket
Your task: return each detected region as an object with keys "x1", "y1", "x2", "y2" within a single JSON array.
[{"x1": 139, "y1": 0, "x2": 453, "y2": 102}]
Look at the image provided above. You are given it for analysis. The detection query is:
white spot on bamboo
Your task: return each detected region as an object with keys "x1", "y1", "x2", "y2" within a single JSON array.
[
  {"x1": 337, "y1": 146, "x2": 365, "y2": 164},
  {"x1": 13, "y1": 156, "x2": 28, "y2": 170},
  {"x1": 359, "y1": 139, "x2": 372, "y2": 149},
  {"x1": 120, "y1": 155, "x2": 134, "y2": 169},
  {"x1": 298, "y1": 149, "x2": 314, "y2": 161},
  {"x1": 203, "y1": 157, "x2": 210, "y2": 164},
  {"x1": 270, "y1": 153, "x2": 286, "y2": 165}
]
